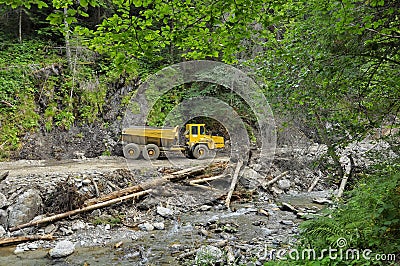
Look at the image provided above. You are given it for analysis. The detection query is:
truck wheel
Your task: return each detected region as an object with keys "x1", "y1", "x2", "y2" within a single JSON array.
[
  {"x1": 193, "y1": 144, "x2": 209, "y2": 159},
  {"x1": 143, "y1": 144, "x2": 160, "y2": 160},
  {"x1": 123, "y1": 143, "x2": 140, "y2": 160}
]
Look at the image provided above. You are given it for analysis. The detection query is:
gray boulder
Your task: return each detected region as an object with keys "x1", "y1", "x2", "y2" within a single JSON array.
[
  {"x1": 0, "y1": 209, "x2": 7, "y2": 227},
  {"x1": 7, "y1": 189, "x2": 42, "y2": 228},
  {"x1": 49, "y1": 240, "x2": 75, "y2": 258},
  {"x1": 240, "y1": 167, "x2": 262, "y2": 189},
  {"x1": 0, "y1": 193, "x2": 8, "y2": 208},
  {"x1": 277, "y1": 179, "x2": 291, "y2": 190},
  {"x1": 156, "y1": 206, "x2": 173, "y2": 217}
]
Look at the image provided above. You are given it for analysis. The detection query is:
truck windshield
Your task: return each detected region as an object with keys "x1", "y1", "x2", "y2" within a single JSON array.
[
  {"x1": 191, "y1": 126, "x2": 198, "y2": 135},
  {"x1": 200, "y1": 126, "x2": 205, "y2": 135}
]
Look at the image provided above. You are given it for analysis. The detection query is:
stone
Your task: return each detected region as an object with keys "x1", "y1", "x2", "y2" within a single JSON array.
[
  {"x1": 262, "y1": 228, "x2": 276, "y2": 236},
  {"x1": 0, "y1": 225, "x2": 6, "y2": 237},
  {"x1": 91, "y1": 209, "x2": 101, "y2": 217},
  {"x1": 195, "y1": 245, "x2": 223, "y2": 265},
  {"x1": 72, "y1": 220, "x2": 86, "y2": 231},
  {"x1": 240, "y1": 167, "x2": 262, "y2": 189},
  {"x1": 82, "y1": 179, "x2": 92, "y2": 185},
  {"x1": 60, "y1": 227, "x2": 73, "y2": 235},
  {"x1": 271, "y1": 186, "x2": 283, "y2": 194},
  {"x1": 7, "y1": 189, "x2": 42, "y2": 228},
  {"x1": 153, "y1": 222, "x2": 165, "y2": 230},
  {"x1": 27, "y1": 242, "x2": 39, "y2": 250},
  {"x1": 0, "y1": 193, "x2": 8, "y2": 208},
  {"x1": 199, "y1": 205, "x2": 212, "y2": 211},
  {"x1": 280, "y1": 202, "x2": 297, "y2": 213},
  {"x1": 251, "y1": 163, "x2": 262, "y2": 171},
  {"x1": 156, "y1": 206, "x2": 173, "y2": 217},
  {"x1": 0, "y1": 209, "x2": 7, "y2": 227},
  {"x1": 277, "y1": 179, "x2": 291, "y2": 190},
  {"x1": 49, "y1": 240, "x2": 75, "y2": 258},
  {"x1": 44, "y1": 224, "x2": 56, "y2": 234},
  {"x1": 313, "y1": 197, "x2": 333, "y2": 205},
  {"x1": 14, "y1": 245, "x2": 25, "y2": 254},
  {"x1": 138, "y1": 222, "x2": 154, "y2": 231},
  {"x1": 280, "y1": 220, "x2": 294, "y2": 226}
]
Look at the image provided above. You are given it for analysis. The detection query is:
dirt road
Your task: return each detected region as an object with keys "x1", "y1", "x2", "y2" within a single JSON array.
[{"x1": 0, "y1": 155, "x2": 230, "y2": 178}]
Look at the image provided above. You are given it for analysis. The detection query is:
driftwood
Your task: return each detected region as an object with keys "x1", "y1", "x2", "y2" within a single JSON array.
[
  {"x1": 9, "y1": 161, "x2": 227, "y2": 232},
  {"x1": 190, "y1": 183, "x2": 221, "y2": 191},
  {"x1": 337, "y1": 174, "x2": 349, "y2": 198},
  {"x1": 337, "y1": 155, "x2": 354, "y2": 198},
  {"x1": 265, "y1": 171, "x2": 289, "y2": 186},
  {"x1": 9, "y1": 190, "x2": 151, "y2": 232},
  {"x1": 189, "y1": 174, "x2": 224, "y2": 185},
  {"x1": 0, "y1": 234, "x2": 56, "y2": 246},
  {"x1": 85, "y1": 162, "x2": 225, "y2": 206},
  {"x1": 92, "y1": 178, "x2": 100, "y2": 197},
  {"x1": 308, "y1": 170, "x2": 322, "y2": 192},
  {"x1": 225, "y1": 160, "x2": 243, "y2": 208}
]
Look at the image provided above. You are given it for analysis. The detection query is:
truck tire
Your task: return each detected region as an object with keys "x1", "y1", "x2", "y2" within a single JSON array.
[
  {"x1": 193, "y1": 144, "x2": 209, "y2": 159},
  {"x1": 143, "y1": 144, "x2": 160, "y2": 160},
  {"x1": 123, "y1": 143, "x2": 141, "y2": 160}
]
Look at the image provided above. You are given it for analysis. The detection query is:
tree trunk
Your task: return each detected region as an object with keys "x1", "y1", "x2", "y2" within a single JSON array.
[
  {"x1": 18, "y1": 8, "x2": 22, "y2": 43},
  {"x1": 64, "y1": 7, "x2": 72, "y2": 71}
]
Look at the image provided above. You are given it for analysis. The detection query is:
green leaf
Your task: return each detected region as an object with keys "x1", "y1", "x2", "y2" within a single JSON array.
[{"x1": 80, "y1": 0, "x2": 88, "y2": 7}]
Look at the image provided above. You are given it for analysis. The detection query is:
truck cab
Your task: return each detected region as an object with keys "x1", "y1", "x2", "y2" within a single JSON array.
[{"x1": 185, "y1": 124, "x2": 225, "y2": 158}]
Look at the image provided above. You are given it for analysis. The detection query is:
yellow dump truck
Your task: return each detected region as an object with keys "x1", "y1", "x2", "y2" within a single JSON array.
[{"x1": 121, "y1": 124, "x2": 224, "y2": 160}]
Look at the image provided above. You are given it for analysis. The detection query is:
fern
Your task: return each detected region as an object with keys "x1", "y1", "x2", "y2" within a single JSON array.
[{"x1": 299, "y1": 161, "x2": 400, "y2": 256}]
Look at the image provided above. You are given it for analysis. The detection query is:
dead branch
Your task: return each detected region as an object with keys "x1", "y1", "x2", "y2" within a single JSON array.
[
  {"x1": 0, "y1": 100, "x2": 14, "y2": 108},
  {"x1": 0, "y1": 234, "x2": 56, "y2": 246},
  {"x1": 308, "y1": 170, "x2": 322, "y2": 192},
  {"x1": 225, "y1": 160, "x2": 243, "y2": 208},
  {"x1": 336, "y1": 174, "x2": 349, "y2": 198},
  {"x1": 189, "y1": 174, "x2": 224, "y2": 185},
  {"x1": 92, "y1": 178, "x2": 100, "y2": 197},
  {"x1": 265, "y1": 171, "x2": 289, "y2": 186},
  {"x1": 9, "y1": 190, "x2": 151, "y2": 232},
  {"x1": 85, "y1": 162, "x2": 226, "y2": 206},
  {"x1": 189, "y1": 183, "x2": 222, "y2": 191}
]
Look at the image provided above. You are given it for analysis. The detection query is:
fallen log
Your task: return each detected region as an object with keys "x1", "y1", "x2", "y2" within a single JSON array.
[
  {"x1": 265, "y1": 171, "x2": 289, "y2": 187},
  {"x1": 9, "y1": 189, "x2": 151, "y2": 232},
  {"x1": 189, "y1": 174, "x2": 224, "y2": 185},
  {"x1": 0, "y1": 234, "x2": 56, "y2": 246},
  {"x1": 225, "y1": 160, "x2": 243, "y2": 208},
  {"x1": 85, "y1": 162, "x2": 226, "y2": 206},
  {"x1": 10, "y1": 161, "x2": 227, "y2": 232},
  {"x1": 308, "y1": 170, "x2": 322, "y2": 192},
  {"x1": 337, "y1": 174, "x2": 349, "y2": 198}
]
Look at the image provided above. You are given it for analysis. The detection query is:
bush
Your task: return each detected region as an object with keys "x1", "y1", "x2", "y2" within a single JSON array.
[
  {"x1": 264, "y1": 161, "x2": 400, "y2": 266},
  {"x1": 297, "y1": 161, "x2": 400, "y2": 265}
]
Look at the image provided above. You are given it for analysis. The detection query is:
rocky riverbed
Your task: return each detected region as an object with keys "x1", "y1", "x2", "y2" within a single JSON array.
[{"x1": 0, "y1": 149, "x2": 335, "y2": 265}]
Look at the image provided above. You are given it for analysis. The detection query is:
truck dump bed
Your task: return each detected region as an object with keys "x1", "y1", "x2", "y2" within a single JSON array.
[{"x1": 122, "y1": 126, "x2": 179, "y2": 147}]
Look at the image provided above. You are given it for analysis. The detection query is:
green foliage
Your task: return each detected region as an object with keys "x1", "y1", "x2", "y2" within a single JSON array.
[
  {"x1": 0, "y1": 0, "x2": 47, "y2": 9},
  {"x1": 254, "y1": 0, "x2": 400, "y2": 178},
  {"x1": 92, "y1": 215, "x2": 122, "y2": 226},
  {"x1": 298, "y1": 161, "x2": 400, "y2": 263}
]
